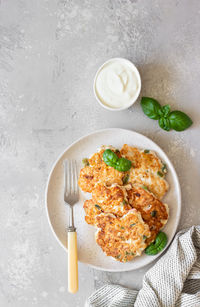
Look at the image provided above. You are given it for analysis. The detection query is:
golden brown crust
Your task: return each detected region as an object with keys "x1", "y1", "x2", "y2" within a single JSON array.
[
  {"x1": 83, "y1": 184, "x2": 132, "y2": 225},
  {"x1": 120, "y1": 144, "x2": 169, "y2": 199},
  {"x1": 78, "y1": 149, "x2": 124, "y2": 193},
  {"x1": 84, "y1": 184, "x2": 169, "y2": 245},
  {"x1": 127, "y1": 186, "x2": 169, "y2": 244},
  {"x1": 78, "y1": 166, "x2": 96, "y2": 193},
  {"x1": 95, "y1": 210, "x2": 151, "y2": 262},
  {"x1": 83, "y1": 199, "x2": 98, "y2": 225},
  {"x1": 92, "y1": 184, "x2": 132, "y2": 216}
]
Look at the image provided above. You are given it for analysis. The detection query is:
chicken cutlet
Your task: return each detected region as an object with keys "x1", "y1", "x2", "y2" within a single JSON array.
[
  {"x1": 120, "y1": 144, "x2": 169, "y2": 199},
  {"x1": 95, "y1": 209, "x2": 151, "y2": 262}
]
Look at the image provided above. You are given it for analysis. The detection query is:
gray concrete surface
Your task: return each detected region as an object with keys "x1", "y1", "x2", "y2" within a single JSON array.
[{"x1": 1, "y1": 0, "x2": 200, "y2": 306}]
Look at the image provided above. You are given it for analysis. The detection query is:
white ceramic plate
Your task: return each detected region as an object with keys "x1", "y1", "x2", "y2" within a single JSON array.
[{"x1": 46, "y1": 128, "x2": 181, "y2": 272}]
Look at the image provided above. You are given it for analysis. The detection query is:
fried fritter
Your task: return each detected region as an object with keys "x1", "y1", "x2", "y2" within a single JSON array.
[
  {"x1": 92, "y1": 184, "x2": 132, "y2": 217},
  {"x1": 83, "y1": 199, "x2": 99, "y2": 225},
  {"x1": 120, "y1": 144, "x2": 169, "y2": 199},
  {"x1": 83, "y1": 184, "x2": 132, "y2": 225},
  {"x1": 84, "y1": 183, "x2": 169, "y2": 245},
  {"x1": 127, "y1": 185, "x2": 169, "y2": 244},
  {"x1": 78, "y1": 166, "x2": 97, "y2": 193},
  {"x1": 95, "y1": 209, "x2": 151, "y2": 262},
  {"x1": 78, "y1": 148, "x2": 124, "y2": 193}
]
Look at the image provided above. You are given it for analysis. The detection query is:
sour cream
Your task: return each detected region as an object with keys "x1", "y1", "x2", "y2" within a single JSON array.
[{"x1": 94, "y1": 58, "x2": 141, "y2": 110}]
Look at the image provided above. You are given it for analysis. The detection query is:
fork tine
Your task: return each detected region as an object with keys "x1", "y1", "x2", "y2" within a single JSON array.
[
  {"x1": 64, "y1": 159, "x2": 71, "y2": 197},
  {"x1": 64, "y1": 160, "x2": 68, "y2": 196},
  {"x1": 72, "y1": 160, "x2": 76, "y2": 194},
  {"x1": 71, "y1": 160, "x2": 74, "y2": 194},
  {"x1": 69, "y1": 160, "x2": 72, "y2": 196},
  {"x1": 74, "y1": 161, "x2": 78, "y2": 194},
  {"x1": 64, "y1": 159, "x2": 79, "y2": 203}
]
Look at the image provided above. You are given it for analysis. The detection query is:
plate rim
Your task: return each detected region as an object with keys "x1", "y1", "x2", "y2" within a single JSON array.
[{"x1": 45, "y1": 128, "x2": 181, "y2": 272}]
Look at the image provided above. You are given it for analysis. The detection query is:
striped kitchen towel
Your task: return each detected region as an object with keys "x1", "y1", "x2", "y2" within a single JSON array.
[{"x1": 86, "y1": 226, "x2": 200, "y2": 307}]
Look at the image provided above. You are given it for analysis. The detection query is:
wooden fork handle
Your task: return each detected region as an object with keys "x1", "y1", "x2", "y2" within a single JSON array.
[{"x1": 68, "y1": 230, "x2": 78, "y2": 293}]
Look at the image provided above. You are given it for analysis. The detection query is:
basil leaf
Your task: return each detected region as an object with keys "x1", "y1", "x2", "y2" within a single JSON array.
[
  {"x1": 169, "y1": 111, "x2": 193, "y2": 131},
  {"x1": 115, "y1": 157, "x2": 132, "y2": 172},
  {"x1": 103, "y1": 149, "x2": 132, "y2": 172},
  {"x1": 158, "y1": 108, "x2": 164, "y2": 117},
  {"x1": 141, "y1": 97, "x2": 162, "y2": 120},
  {"x1": 159, "y1": 117, "x2": 171, "y2": 131},
  {"x1": 103, "y1": 149, "x2": 118, "y2": 167},
  {"x1": 145, "y1": 232, "x2": 168, "y2": 255},
  {"x1": 162, "y1": 105, "x2": 171, "y2": 118}
]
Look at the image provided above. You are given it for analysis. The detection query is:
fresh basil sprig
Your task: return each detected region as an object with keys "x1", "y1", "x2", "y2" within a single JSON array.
[
  {"x1": 168, "y1": 111, "x2": 193, "y2": 131},
  {"x1": 145, "y1": 231, "x2": 167, "y2": 255},
  {"x1": 140, "y1": 97, "x2": 161, "y2": 120},
  {"x1": 103, "y1": 149, "x2": 132, "y2": 172},
  {"x1": 159, "y1": 117, "x2": 171, "y2": 131},
  {"x1": 141, "y1": 97, "x2": 193, "y2": 132}
]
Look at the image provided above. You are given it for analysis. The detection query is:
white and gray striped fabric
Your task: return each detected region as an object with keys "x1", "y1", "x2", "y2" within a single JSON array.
[{"x1": 86, "y1": 226, "x2": 200, "y2": 307}]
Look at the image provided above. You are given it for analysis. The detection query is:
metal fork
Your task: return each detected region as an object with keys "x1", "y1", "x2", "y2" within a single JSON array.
[{"x1": 64, "y1": 160, "x2": 79, "y2": 294}]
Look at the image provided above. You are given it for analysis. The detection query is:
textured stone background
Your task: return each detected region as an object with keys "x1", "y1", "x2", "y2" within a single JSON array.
[{"x1": 1, "y1": 0, "x2": 200, "y2": 306}]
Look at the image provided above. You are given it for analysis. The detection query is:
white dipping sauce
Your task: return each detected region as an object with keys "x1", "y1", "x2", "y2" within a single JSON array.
[{"x1": 95, "y1": 59, "x2": 140, "y2": 109}]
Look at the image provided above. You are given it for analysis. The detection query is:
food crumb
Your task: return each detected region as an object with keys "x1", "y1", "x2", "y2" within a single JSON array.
[{"x1": 59, "y1": 286, "x2": 65, "y2": 293}]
